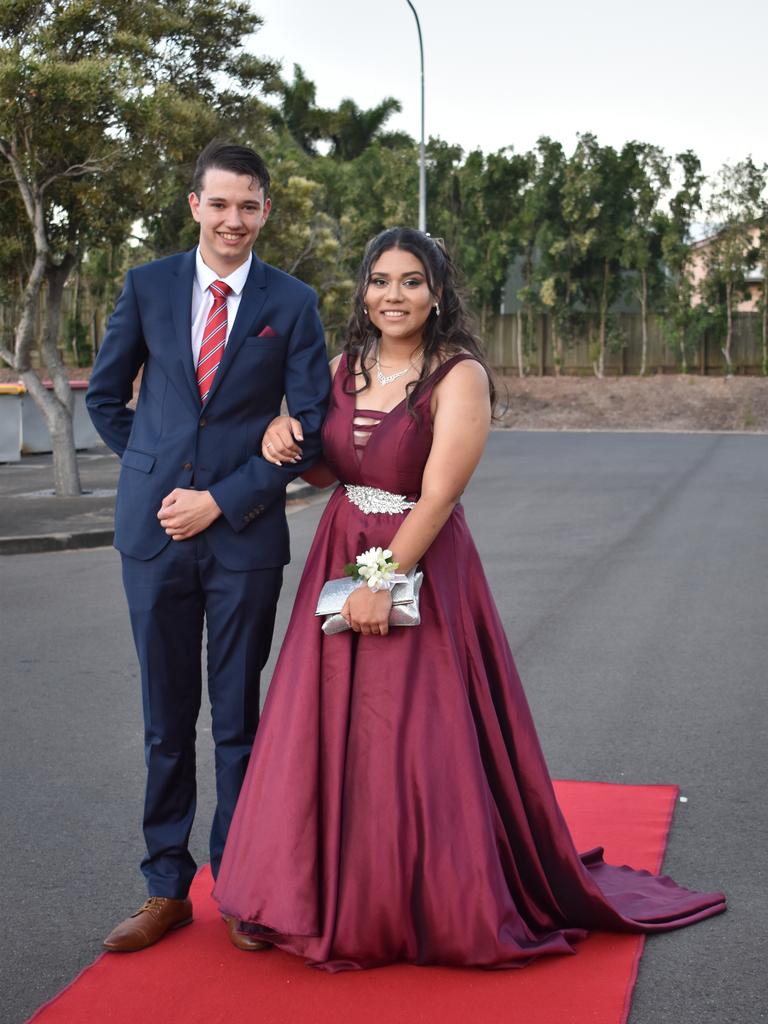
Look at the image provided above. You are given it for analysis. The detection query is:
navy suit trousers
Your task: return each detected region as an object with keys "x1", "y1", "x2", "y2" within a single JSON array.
[{"x1": 121, "y1": 534, "x2": 283, "y2": 899}]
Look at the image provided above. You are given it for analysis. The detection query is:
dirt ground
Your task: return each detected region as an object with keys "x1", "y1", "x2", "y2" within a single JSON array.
[
  {"x1": 3, "y1": 365, "x2": 767, "y2": 433},
  {"x1": 495, "y1": 374, "x2": 768, "y2": 432}
]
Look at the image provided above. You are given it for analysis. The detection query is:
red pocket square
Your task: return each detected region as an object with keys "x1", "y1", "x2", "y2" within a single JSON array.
[{"x1": 257, "y1": 325, "x2": 278, "y2": 338}]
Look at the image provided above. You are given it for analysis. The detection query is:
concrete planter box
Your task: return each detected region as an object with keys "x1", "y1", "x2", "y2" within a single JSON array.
[
  {"x1": 20, "y1": 380, "x2": 100, "y2": 454},
  {"x1": 0, "y1": 385, "x2": 24, "y2": 463},
  {"x1": 0, "y1": 381, "x2": 100, "y2": 459}
]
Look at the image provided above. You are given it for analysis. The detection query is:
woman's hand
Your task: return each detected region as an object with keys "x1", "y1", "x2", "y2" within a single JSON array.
[
  {"x1": 341, "y1": 586, "x2": 393, "y2": 636},
  {"x1": 262, "y1": 416, "x2": 303, "y2": 465}
]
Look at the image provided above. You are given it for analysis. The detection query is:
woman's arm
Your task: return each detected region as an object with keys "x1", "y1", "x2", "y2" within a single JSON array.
[
  {"x1": 342, "y1": 359, "x2": 491, "y2": 634},
  {"x1": 261, "y1": 355, "x2": 344, "y2": 487},
  {"x1": 387, "y1": 358, "x2": 491, "y2": 570},
  {"x1": 300, "y1": 459, "x2": 337, "y2": 488}
]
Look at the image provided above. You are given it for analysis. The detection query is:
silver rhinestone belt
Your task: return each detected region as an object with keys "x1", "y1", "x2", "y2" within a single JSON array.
[{"x1": 344, "y1": 484, "x2": 417, "y2": 515}]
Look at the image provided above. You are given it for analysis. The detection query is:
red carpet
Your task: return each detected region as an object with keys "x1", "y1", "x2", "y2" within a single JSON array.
[{"x1": 28, "y1": 781, "x2": 677, "y2": 1024}]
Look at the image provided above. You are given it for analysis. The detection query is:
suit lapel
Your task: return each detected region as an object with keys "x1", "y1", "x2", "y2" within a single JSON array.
[
  {"x1": 203, "y1": 255, "x2": 268, "y2": 407},
  {"x1": 170, "y1": 249, "x2": 201, "y2": 413}
]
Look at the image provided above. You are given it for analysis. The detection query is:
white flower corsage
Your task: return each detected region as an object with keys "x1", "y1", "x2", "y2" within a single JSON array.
[{"x1": 344, "y1": 547, "x2": 401, "y2": 592}]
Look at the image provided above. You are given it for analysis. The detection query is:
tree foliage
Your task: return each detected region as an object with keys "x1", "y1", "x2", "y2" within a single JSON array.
[
  {"x1": 2, "y1": 11, "x2": 767, "y2": 497},
  {"x1": 700, "y1": 158, "x2": 766, "y2": 374},
  {"x1": 660, "y1": 151, "x2": 706, "y2": 373},
  {"x1": 0, "y1": 0, "x2": 276, "y2": 492}
]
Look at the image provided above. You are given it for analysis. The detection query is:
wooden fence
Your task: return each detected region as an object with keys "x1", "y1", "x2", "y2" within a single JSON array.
[
  {"x1": 485, "y1": 312, "x2": 766, "y2": 376},
  {"x1": 2, "y1": 296, "x2": 766, "y2": 377}
]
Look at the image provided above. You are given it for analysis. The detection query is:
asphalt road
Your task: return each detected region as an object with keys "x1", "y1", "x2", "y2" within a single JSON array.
[{"x1": 2, "y1": 431, "x2": 766, "y2": 1024}]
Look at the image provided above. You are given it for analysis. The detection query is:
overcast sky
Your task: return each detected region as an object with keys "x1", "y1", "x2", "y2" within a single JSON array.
[{"x1": 251, "y1": 0, "x2": 766, "y2": 180}]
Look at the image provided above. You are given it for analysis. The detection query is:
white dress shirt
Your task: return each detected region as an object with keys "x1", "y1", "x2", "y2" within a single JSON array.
[{"x1": 190, "y1": 249, "x2": 252, "y2": 367}]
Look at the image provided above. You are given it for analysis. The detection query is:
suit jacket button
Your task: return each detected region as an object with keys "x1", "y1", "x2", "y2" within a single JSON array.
[
  {"x1": 182, "y1": 461, "x2": 193, "y2": 471},
  {"x1": 199, "y1": 417, "x2": 208, "y2": 428}
]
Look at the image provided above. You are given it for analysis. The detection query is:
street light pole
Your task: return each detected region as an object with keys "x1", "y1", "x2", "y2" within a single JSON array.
[{"x1": 405, "y1": 0, "x2": 426, "y2": 233}]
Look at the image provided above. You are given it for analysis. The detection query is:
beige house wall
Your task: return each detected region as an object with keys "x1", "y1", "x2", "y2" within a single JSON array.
[{"x1": 690, "y1": 225, "x2": 763, "y2": 312}]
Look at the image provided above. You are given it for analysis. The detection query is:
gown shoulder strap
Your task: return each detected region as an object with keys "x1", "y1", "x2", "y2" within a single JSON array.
[
  {"x1": 417, "y1": 351, "x2": 480, "y2": 399},
  {"x1": 334, "y1": 352, "x2": 357, "y2": 396}
]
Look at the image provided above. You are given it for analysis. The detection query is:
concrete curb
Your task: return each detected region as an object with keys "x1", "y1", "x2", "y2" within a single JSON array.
[
  {"x1": 0, "y1": 530, "x2": 115, "y2": 556},
  {"x1": 0, "y1": 482, "x2": 323, "y2": 556}
]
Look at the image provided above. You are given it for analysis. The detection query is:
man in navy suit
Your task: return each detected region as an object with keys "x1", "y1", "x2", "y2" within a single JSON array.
[{"x1": 86, "y1": 141, "x2": 329, "y2": 952}]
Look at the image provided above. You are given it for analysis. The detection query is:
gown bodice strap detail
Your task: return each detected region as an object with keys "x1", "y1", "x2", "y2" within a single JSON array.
[{"x1": 352, "y1": 408, "x2": 386, "y2": 454}]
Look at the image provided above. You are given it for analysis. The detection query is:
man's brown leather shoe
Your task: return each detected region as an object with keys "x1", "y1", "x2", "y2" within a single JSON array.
[
  {"x1": 222, "y1": 914, "x2": 272, "y2": 952},
  {"x1": 103, "y1": 897, "x2": 193, "y2": 952}
]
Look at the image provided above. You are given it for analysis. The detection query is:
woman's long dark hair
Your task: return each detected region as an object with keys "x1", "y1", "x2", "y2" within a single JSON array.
[{"x1": 343, "y1": 227, "x2": 497, "y2": 415}]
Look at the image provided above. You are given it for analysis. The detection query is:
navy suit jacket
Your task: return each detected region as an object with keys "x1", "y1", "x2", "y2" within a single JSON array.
[{"x1": 86, "y1": 249, "x2": 330, "y2": 570}]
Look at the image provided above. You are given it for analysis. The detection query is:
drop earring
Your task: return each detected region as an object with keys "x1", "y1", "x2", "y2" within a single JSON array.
[
  {"x1": 434, "y1": 302, "x2": 440, "y2": 316},
  {"x1": 363, "y1": 305, "x2": 369, "y2": 315}
]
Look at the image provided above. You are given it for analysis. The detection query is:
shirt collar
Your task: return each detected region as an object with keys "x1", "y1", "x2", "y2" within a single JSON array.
[{"x1": 195, "y1": 248, "x2": 252, "y2": 296}]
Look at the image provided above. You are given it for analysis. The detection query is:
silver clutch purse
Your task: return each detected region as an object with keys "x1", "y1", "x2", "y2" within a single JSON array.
[{"x1": 315, "y1": 567, "x2": 424, "y2": 636}]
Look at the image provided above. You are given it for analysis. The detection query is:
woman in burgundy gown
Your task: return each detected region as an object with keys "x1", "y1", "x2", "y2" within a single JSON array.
[{"x1": 213, "y1": 228, "x2": 725, "y2": 971}]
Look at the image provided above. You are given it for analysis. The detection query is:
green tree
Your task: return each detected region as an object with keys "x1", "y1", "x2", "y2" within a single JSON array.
[
  {"x1": 427, "y1": 146, "x2": 488, "y2": 327},
  {"x1": 702, "y1": 158, "x2": 766, "y2": 375},
  {"x1": 519, "y1": 137, "x2": 567, "y2": 374},
  {"x1": 756, "y1": 196, "x2": 768, "y2": 375},
  {"x1": 660, "y1": 151, "x2": 705, "y2": 373},
  {"x1": 275, "y1": 65, "x2": 402, "y2": 163},
  {"x1": 276, "y1": 64, "x2": 332, "y2": 156},
  {"x1": 552, "y1": 136, "x2": 606, "y2": 376},
  {"x1": 0, "y1": 0, "x2": 274, "y2": 494},
  {"x1": 320, "y1": 137, "x2": 419, "y2": 260},
  {"x1": 619, "y1": 143, "x2": 670, "y2": 375},
  {"x1": 426, "y1": 142, "x2": 530, "y2": 339},
  {"x1": 573, "y1": 137, "x2": 634, "y2": 377},
  {"x1": 469, "y1": 148, "x2": 531, "y2": 335},
  {"x1": 258, "y1": 169, "x2": 350, "y2": 331},
  {"x1": 328, "y1": 97, "x2": 403, "y2": 161}
]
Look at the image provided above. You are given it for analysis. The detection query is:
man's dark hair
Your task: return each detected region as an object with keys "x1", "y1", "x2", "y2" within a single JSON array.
[{"x1": 191, "y1": 141, "x2": 271, "y2": 198}]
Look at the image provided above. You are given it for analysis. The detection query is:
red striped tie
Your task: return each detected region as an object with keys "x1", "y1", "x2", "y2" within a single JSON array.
[{"x1": 197, "y1": 279, "x2": 231, "y2": 402}]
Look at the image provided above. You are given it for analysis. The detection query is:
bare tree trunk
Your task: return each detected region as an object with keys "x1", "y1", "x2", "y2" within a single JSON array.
[
  {"x1": 555, "y1": 276, "x2": 571, "y2": 378},
  {"x1": 35, "y1": 257, "x2": 82, "y2": 495},
  {"x1": 552, "y1": 316, "x2": 562, "y2": 377},
  {"x1": 2, "y1": 251, "x2": 47, "y2": 368},
  {"x1": 516, "y1": 310, "x2": 524, "y2": 377},
  {"x1": 676, "y1": 279, "x2": 689, "y2": 374},
  {"x1": 762, "y1": 264, "x2": 768, "y2": 376},
  {"x1": 722, "y1": 281, "x2": 733, "y2": 376},
  {"x1": 93, "y1": 304, "x2": 105, "y2": 357},
  {"x1": 91, "y1": 244, "x2": 114, "y2": 358},
  {"x1": 0, "y1": 141, "x2": 82, "y2": 493},
  {"x1": 71, "y1": 267, "x2": 80, "y2": 366},
  {"x1": 525, "y1": 304, "x2": 535, "y2": 378},
  {"x1": 19, "y1": 368, "x2": 80, "y2": 493},
  {"x1": 1, "y1": 234, "x2": 47, "y2": 377},
  {"x1": 640, "y1": 269, "x2": 648, "y2": 376},
  {"x1": 593, "y1": 260, "x2": 609, "y2": 378}
]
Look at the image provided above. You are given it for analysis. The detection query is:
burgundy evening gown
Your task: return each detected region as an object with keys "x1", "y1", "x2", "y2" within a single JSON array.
[{"x1": 214, "y1": 353, "x2": 725, "y2": 971}]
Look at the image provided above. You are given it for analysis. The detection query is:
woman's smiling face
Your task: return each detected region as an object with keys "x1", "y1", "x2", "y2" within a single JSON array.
[{"x1": 365, "y1": 247, "x2": 436, "y2": 344}]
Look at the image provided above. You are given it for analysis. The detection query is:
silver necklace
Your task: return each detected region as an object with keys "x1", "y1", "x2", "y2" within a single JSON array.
[{"x1": 375, "y1": 346, "x2": 415, "y2": 386}]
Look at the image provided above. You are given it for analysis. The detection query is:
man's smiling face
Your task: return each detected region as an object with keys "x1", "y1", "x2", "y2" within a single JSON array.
[{"x1": 188, "y1": 167, "x2": 271, "y2": 275}]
